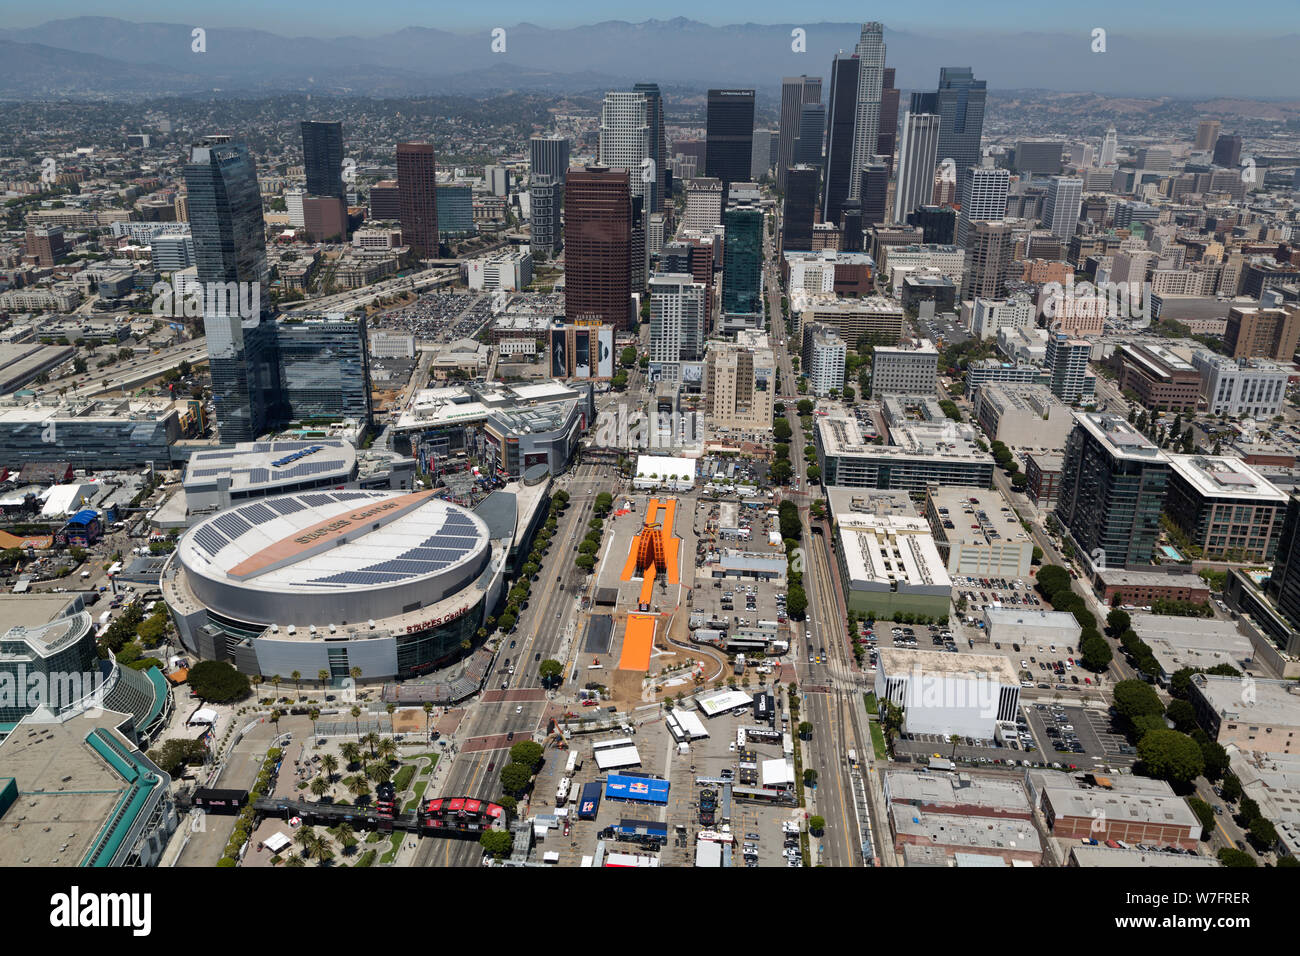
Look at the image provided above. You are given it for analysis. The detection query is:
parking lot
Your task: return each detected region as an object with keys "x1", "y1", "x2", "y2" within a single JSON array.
[
  {"x1": 371, "y1": 290, "x2": 497, "y2": 342},
  {"x1": 1023, "y1": 702, "x2": 1136, "y2": 770}
]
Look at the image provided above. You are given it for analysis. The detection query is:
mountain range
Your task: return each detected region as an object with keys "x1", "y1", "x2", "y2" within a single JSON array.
[{"x1": 0, "y1": 17, "x2": 1294, "y2": 100}]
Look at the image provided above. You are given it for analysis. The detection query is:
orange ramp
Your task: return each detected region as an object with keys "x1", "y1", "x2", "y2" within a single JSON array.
[
  {"x1": 638, "y1": 562, "x2": 657, "y2": 606},
  {"x1": 618, "y1": 613, "x2": 657, "y2": 671}
]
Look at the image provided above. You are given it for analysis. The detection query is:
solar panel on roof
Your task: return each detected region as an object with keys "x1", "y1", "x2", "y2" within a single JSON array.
[
  {"x1": 240, "y1": 502, "x2": 277, "y2": 525},
  {"x1": 311, "y1": 570, "x2": 409, "y2": 586},
  {"x1": 192, "y1": 525, "x2": 229, "y2": 557},
  {"x1": 212, "y1": 512, "x2": 252, "y2": 540},
  {"x1": 267, "y1": 497, "x2": 305, "y2": 515},
  {"x1": 246, "y1": 468, "x2": 270, "y2": 484},
  {"x1": 300, "y1": 493, "x2": 335, "y2": 507}
]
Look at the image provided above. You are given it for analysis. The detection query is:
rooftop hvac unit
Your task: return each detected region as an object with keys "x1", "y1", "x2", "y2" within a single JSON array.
[
  {"x1": 309, "y1": 625, "x2": 317, "y2": 635},
  {"x1": 329, "y1": 623, "x2": 337, "y2": 633},
  {"x1": 287, "y1": 625, "x2": 296, "y2": 635},
  {"x1": 368, "y1": 619, "x2": 376, "y2": 629},
  {"x1": 270, "y1": 624, "x2": 279, "y2": 633}
]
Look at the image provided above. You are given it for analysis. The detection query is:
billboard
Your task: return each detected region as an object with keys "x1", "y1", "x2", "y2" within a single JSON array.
[
  {"x1": 597, "y1": 327, "x2": 614, "y2": 378},
  {"x1": 575, "y1": 329, "x2": 591, "y2": 378},
  {"x1": 550, "y1": 328, "x2": 567, "y2": 378}
]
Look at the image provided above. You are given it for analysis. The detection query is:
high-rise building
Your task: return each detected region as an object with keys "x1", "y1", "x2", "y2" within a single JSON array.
[
  {"x1": 751, "y1": 129, "x2": 775, "y2": 181},
  {"x1": 368, "y1": 180, "x2": 401, "y2": 220},
  {"x1": 722, "y1": 198, "x2": 763, "y2": 317},
  {"x1": 683, "y1": 177, "x2": 724, "y2": 231},
  {"x1": 908, "y1": 205, "x2": 956, "y2": 245},
  {"x1": 794, "y1": 103, "x2": 827, "y2": 168},
  {"x1": 932, "y1": 67, "x2": 987, "y2": 176},
  {"x1": 859, "y1": 161, "x2": 889, "y2": 228},
  {"x1": 396, "y1": 142, "x2": 439, "y2": 257},
  {"x1": 778, "y1": 76, "x2": 823, "y2": 191},
  {"x1": 184, "y1": 137, "x2": 280, "y2": 442},
  {"x1": 301, "y1": 120, "x2": 345, "y2": 202},
  {"x1": 1046, "y1": 333, "x2": 1094, "y2": 404},
  {"x1": 24, "y1": 226, "x2": 66, "y2": 267},
  {"x1": 956, "y1": 166, "x2": 1010, "y2": 246},
  {"x1": 275, "y1": 314, "x2": 372, "y2": 425},
  {"x1": 634, "y1": 83, "x2": 668, "y2": 213},
  {"x1": 1223, "y1": 306, "x2": 1300, "y2": 360},
  {"x1": 565, "y1": 165, "x2": 632, "y2": 331},
  {"x1": 894, "y1": 112, "x2": 941, "y2": 224},
  {"x1": 600, "y1": 90, "x2": 653, "y2": 212},
  {"x1": 1099, "y1": 128, "x2": 1118, "y2": 167},
  {"x1": 877, "y1": 68, "x2": 900, "y2": 175},
  {"x1": 1042, "y1": 176, "x2": 1083, "y2": 241},
  {"x1": 823, "y1": 53, "x2": 861, "y2": 226},
  {"x1": 704, "y1": 339, "x2": 776, "y2": 430},
  {"x1": 649, "y1": 273, "x2": 707, "y2": 379},
  {"x1": 435, "y1": 185, "x2": 474, "y2": 238},
  {"x1": 484, "y1": 165, "x2": 509, "y2": 196},
  {"x1": 967, "y1": 221, "x2": 1013, "y2": 299},
  {"x1": 803, "y1": 324, "x2": 847, "y2": 396},
  {"x1": 782, "y1": 165, "x2": 819, "y2": 252},
  {"x1": 1194, "y1": 120, "x2": 1221, "y2": 152},
  {"x1": 529, "y1": 174, "x2": 560, "y2": 258},
  {"x1": 1267, "y1": 495, "x2": 1300, "y2": 629},
  {"x1": 871, "y1": 340, "x2": 939, "y2": 398},
  {"x1": 1056, "y1": 413, "x2": 1171, "y2": 569},
  {"x1": 529, "y1": 136, "x2": 570, "y2": 184},
  {"x1": 1013, "y1": 141, "x2": 1063, "y2": 176},
  {"x1": 849, "y1": 22, "x2": 887, "y2": 204},
  {"x1": 705, "y1": 89, "x2": 756, "y2": 196},
  {"x1": 301, "y1": 196, "x2": 348, "y2": 242},
  {"x1": 1213, "y1": 134, "x2": 1243, "y2": 169}
]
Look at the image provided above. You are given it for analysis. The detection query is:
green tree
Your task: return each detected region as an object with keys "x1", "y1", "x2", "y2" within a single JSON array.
[
  {"x1": 480, "y1": 829, "x2": 514, "y2": 859},
  {"x1": 187, "y1": 660, "x2": 251, "y2": 703},
  {"x1": 1106, "y1": 608, "x2": 1131, "y2": 636},
  {"x1": 509, "y1": 740, "x2": 545, "y2": 770},
  {"x1": 1113, "y1": 679, "x2": 1164, "y2": 725},
  {"x1": 499, "y1": 762, "x2": 533, "y2": 794},
  {"x1": 786, "y1": 583, "x2": 808, "y2": 619},
  {"x1": 1186, "y1": 796, "x2": 1215, "y2": 835},
  {"x1": 1165, "y1": 699, "x2": 1198, "y2": 734},
  {"x1": 1080, "y1": 631, "x2": 1113, "y2": 671},
  {"x1": 797, "y1": 721, "x2": 813, "y2": 740},
  {"x1": 1216, "y1": 848, "x2": 1256, "y2": 867},
  {"x1": 803, "y1": 768, "x2": 818, "y2": 786},
  {"x1": 539, "y1": 658, "x2": 563, "y2": 687},
  {"x1": 1249, "y1": 816, "x2": 1278, "y2": 849},
  {"x1": 1137, "y1": 729, "x2": 1206, "y2": 787},
  {"x1": 773, "y1": 418, "x2": 792, "y2": 441},
  {"x1": 808, "y1": 815, "x2": 825, "y2": 835}
]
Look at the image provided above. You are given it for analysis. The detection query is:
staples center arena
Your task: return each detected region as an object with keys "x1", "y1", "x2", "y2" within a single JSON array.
[{"x1": 162, "y1": 490, "x2": 506, "y2": 680}]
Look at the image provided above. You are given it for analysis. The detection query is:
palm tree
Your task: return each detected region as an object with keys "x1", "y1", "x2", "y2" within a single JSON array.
[
  {"x1": 291, "y1": 670, "x2": 302, "y2": 698},
  {"x1": 334, "y1": 822, "x2": 356, "y2": 853},
  {"x1": 250, "y1": 674, "x2": 263, "y2": 697},
  {"x1": 294, "y1": 826, "x2": 318, "y2": 856},
  {"x1": 270, "y1": 708, "x2": 283, "y2": 732},
  {"x1": 351, "y1": 705, "x2": 362, "y2": 740},
  {"x1": 949, "y1": 734, "x2": 962, "y2": 760},
  {"x1": 367, "y1": 762, "x2": 393, "y2": 785},
  {"x1": 270, "y1": 674, "x2": 282, "y2": 699},
  {"x1": 346, "y1": 775, "x2": 371, "y2": 803},
  {"x1": 310, "y1": 776, "x2": 330, "y2": 799},
  {"x1": 308, "y1": 839, "x2": 334, "y2": 866},
  {"x1": 318, "y1": 669, "x2": 330, "y2": 690},
  {"x1": 284, "y1": 855, "x2": 306, "y2": 868},
  {"x1": 386, "y1": 702, "x2": 396, "y2": 729},
  {"x1": 349, "y1": 665, "x2": 363, "y2": 688},
  {"x1": 362, "y1": 731, "x2": 380, "y2": 759},
  {"x1": 339, "y1": 742, "x2": 361, "y2": 770},
  {"x1": 320, "y1": 753, "x2": 338, "y2": 781},
  {"x1": 377, "y1": 737, "x2": 397, "y2": 764},
  {"x1": 422, "y1": 702, "x2": 434, "y2": 740},
  {"x1": 308, "y1": 707, "x2": 320, "y2": 736}
]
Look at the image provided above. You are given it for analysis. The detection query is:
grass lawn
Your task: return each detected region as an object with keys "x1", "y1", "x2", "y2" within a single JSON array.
[
  {"x1": 403, "y1": 780, "x2": 429, "y2": 813},
  {"x1": 379, "y1": 832, "x2": 402, "y2": 865},
  {"x1": 869, "y1": 721, "x2": 887, "y2": 761}
]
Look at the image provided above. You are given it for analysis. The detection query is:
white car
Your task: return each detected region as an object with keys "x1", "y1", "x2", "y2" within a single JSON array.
[{"x1": 515, "y1": 705, "x2": 522, "y2": 714}]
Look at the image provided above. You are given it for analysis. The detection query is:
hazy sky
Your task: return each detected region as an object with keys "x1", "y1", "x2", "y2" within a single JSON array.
[{"x1": 3, "y1": 1, "x2": 1290, "y2": 37}]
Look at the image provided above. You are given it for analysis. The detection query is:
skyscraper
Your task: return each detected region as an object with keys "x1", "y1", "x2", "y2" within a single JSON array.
[
  {"x1": 1099, "y1": 128, "x2": 1118, "y2": 167},
  {"x1": 1046, "y1": 333, "x2": 1093, "y2": 403},
  {"x1": 933, "y1": 67, "x2": 986, "y2": 176},
  {"x1": 565, "y1": 166, "x2": 632, "y2": 331},
  {"x1": 1042, "y1": 176, "x2": 1083, "y2": 241},
  {"x1": 1194, "y1": 119, "x2": 1221, "y2": 152},
  {"x1": 649, "y1": 273, "x2": 706, "y2": 380},
  {"x1": 778, "y1": 76, "x2": 823, "y2": 191},
  {"x1": 705, "y1": 89, "x2": 756, "y2": 196},
  {"x1": 859, "y1": 161, "x2": 889, "y2": 228},
  {"x1": 722, "y1": 198, "x2": 763, "y2": 317},
  {"x1": 794, "y1": 103, "x2": 827, "y2": 168},
  {"x1": 751, "y1": 129, "x2": 775, "y2": 181},
  {"x1": 529, "y1": 174, "x2": 560, "y2": 258},
  {"x1": 275, "y1": 314, "x2": 372, "y2": 425},
  {"x1": 601, "y1": 90, "x2": 653, "y2": 212},
  {"x1": 877, "y1": 68, "x2": 900, "y2": 174},
  {"x1": 956, "y1": 166, "x2": 1009, "y2": 246},
  {"x1": 849, "y1": 22, "x2": 886, "y2": 203},
  {"x1": 1056, "y1": 412, "x2": 1171, "y2": 569},
  {"x1": 782, "y1": 166, "x2": 819, "y2": 252},
  {"x1": 823, "y1": 53, "x2": 861, "y2": 225},
  {"x1": 184, "y1": 136, "x2": 276, "y2": 443},
  {"x1": 633, "y1": 83, "x2": 668, "y2": 213},
  {"x1": 894, "y1": 112, "x2": 941, "y2": 224},
  {"x1": 1213, "y1": 133, "x2": 1243, "y2": 169},
  {"x1": 301, "y1": 120, "x2": 345, "y2": 202},
  {"x1": 967, "y1": 221, "x2": 1013, "y2": 299},
  {"x1": 396, "y1": 143, "x2": 439, "y2": 257},
  {"x1": 529, "y1": 135, "x2": 570, "y2": 183}
]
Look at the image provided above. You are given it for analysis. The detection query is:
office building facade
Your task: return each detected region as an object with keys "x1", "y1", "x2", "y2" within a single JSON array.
[
  {"x1": 565, "y1": 166, "x2": 632, "y2": 331},
  {"x1": 529, "y1": 135, "x2": 570, "y2": 184},
  {"x1": 301, "y1": 120, "x2": 345, "y2": 202},
  {"x1": 705, "y1": 89, "x2": 756, "y2": 195},
  {"x1": 275, "y1": 315, "x2": 372, "y2": 426},
  {"x1": 782, "y1": 166, "x2": 819, "y2": 252},
  {"x1": 849, "y1": 22, "x2": 887, "y2": 203},
  {"x1": 396, "y1": 142, "x2": 439, "y2": 257},
  {"x1": 778, "y1": 76, "x2": 823, "y2": 191},
  {"x1": 956, "y1": 166, "x2": 1009, "y2": 247},
  {"x1": 722, "y1": 200, "x2": 763, "y2": 317},
  {"x1": 822, "y1": 54, "x2": 861, "y2": 226},
  {"x1": 894, "y1": 112, "x2": 941, "y2": 224},
  {"x1": 1042, "y1": 176, "x2": 1083, "y2": 242}
]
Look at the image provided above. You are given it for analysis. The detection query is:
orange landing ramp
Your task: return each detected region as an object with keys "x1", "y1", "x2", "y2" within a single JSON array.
[
  {"x1": 618, "y1": 612, "x2": 657, "y2": 671},
  {"x1": 639, "y1": 562, "x2": 658, "y2": 606},
  {"x1": 620, "y1": 497, "x2": 680, "y2": 585}
]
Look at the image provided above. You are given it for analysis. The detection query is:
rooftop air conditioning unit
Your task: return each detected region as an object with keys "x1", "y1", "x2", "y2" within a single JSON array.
[{"x1": 287, "y1": 625, "x2": 296, "y2": 635}]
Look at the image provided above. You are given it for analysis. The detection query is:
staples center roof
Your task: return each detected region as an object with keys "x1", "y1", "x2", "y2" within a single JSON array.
[{"x1": 177, "y1": 490, "x2": 490, "y2": 593}]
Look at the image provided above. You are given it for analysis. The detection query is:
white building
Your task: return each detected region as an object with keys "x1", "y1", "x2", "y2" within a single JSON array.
[
  {"x1": 1042, "y1": 177, "x2": 1083, "y2": 241},
  {"x1": 956, "y1": 167, "x2": 1010, "y2": 247},
  {"x1": 967, "y1": 296, "x2": 1035, "y2": 341},
  {"x1": 871, "y1": 339, "x2": 939, "y2": 398},
  {"x1": 973, "y1": 383, "x2": 1077, "y2": 450},
  {"x1": 634, "y1": 454, "x2": 696, "y2": 491},
  {"x1": 894, "y1": 112, "x2": 941, "y2": 224},
  {"x1": 285, "y1": 187, "x2": 306, "y2": 228},
  {"x1": 369, "y1": 332, "x2": 416, "y2": 359},
  {"x1": 1191, "y1": 351, "x2": 1289, "y2": 419},
  {"x1": 600, "y1": 91, "x2": 653, "y2": 208},
  {"x1": 879, "y1": 244, "x2": 967, "y2": 296},
  {"x1": 683, "y1": 178, "x2": 724, "y2": 232},
  {"x1": 983, "y1": 608, "x2": 1082, "y2": 654},
  {"x1": 806, "y1": 328, "x2": 847, "y2": 397},
  {"x1": 466, "y1": 250, "x2": 533, "y2": 292},
  {"x1": 836, "y1": 512, "x2": 953, "y2": 620},
  {"x1": 925, "y1": 487, "x2": 1035, "y2": 579},
  {"x1": 997, "y1": 326, "x2": 1049, "y2": 364},
  {"x1": 875, "y1": 647, "x2": 1020, "y2": 739},
  {"x1": 648, "y1": 273, "x2": 706, "y2": 382}
]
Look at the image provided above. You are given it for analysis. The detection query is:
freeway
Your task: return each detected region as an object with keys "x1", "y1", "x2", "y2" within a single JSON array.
[
  {"x1": 50, "y1": 338, "x2": 210, "y2": 400},
  {"x1": 280, "y1": 265, "x2": 459, "y2": 314}
]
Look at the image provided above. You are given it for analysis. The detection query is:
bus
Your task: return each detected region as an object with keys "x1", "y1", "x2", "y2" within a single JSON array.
[
  {"x1": 565, "y1": 751, "x2": 582, "y2": 775},
  {"x1": 732, "y1": 785, "x2": 797, "y2": 807},
  {"x1": 556, "y1": 776, "x2": 572, "y2": 806}
]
